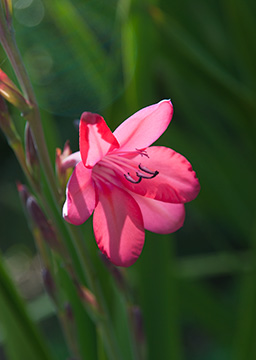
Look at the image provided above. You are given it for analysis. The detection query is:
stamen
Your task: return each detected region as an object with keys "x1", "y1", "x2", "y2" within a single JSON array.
[
  {"x1": 136, "y1": 170, "x2": 159, "y2": 179},
  {"x1": 138, "y1": 163, "x2": 156, "y2": 175},
  {"x1": 124, "y1": 173, "x2": 142, "y2": 184},
  {"x1": 124, "y1": 163, "x2": 159, "y2": 184}
]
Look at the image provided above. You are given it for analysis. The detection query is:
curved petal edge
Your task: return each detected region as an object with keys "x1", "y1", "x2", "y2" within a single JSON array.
[
  {"x1": 113, "y1": 99, "x2": 173, "y2": 151},
  {"x1": 63, "y1": 162, "x2": 96, "y2": 225},
  {"x1": 93, "y1": 184, "x2": 145, "y2": 267}
]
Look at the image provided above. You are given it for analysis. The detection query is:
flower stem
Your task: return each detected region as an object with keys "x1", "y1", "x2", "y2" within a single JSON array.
[
  {"x1": 0, "y1": 13, "x2": 122, "y2": 360},
  {"x1": 0, "y1": 26, "x2": 60, "y2": 203},
  {"x1": 67, "y1": 225, "x2": 121, "y2": 360},
  {"x1": 232, "y1": 221, "x2": 256, "y2": 360}
]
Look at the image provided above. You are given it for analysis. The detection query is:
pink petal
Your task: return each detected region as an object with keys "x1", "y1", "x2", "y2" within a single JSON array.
[
  {"x1": 117, "y1": 146, "x2": 200, "y2": 203},
  {"x1": 63, "y1": 162, "x2": 96, "y2": 225},
  {"x1": 130, "y1": 192, "x2": 185, "y2": 234},
  {"x1": 79, "y1": 112, "x2": 119, "y2": 168},
  {"x1": 61, "y1": 151, "x2": 81, "y2": 171},
  {"x1": 93, "y1": 183, "x2": 145, "y2": 267},
  {"x1": 113, "y1": 100, "x2": 173, "y2": 151}
]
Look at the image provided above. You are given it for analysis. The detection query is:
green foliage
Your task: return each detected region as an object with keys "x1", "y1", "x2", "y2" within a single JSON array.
[
  {"x1": 0, "y1": 256, "x2": 54, "y2": 360},
  {"x1": 0, "y1": 0, "x2": 256, "y2": 359}
]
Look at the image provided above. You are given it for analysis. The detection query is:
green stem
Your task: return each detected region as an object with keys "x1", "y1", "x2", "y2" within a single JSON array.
[
  {"x1": 1, "y1": 8, "x2": 87, "y2": 289},
  {"x1": 11, "y1": 124, "x2": 120, "y2": 359},
  {"x1": 0, "y1": 255, "x2": 54, "y2": 360},
  {"x1": 59, "y1": 309, "x2": 82, "y2": 360},
  {"x1": 1, "y1": 7, "x2": 80, "y2": 277},
  {"x1": 126, "y1": 302, "x2": 144, "y2": 360},
  {"x1": 1, "y1": 28, "x2": 60, "y2": 203},
  {"x1": 0, "y1": 13, "x2": 121, "y2": 360},
  {"x1": 232, "y1": 220, "x2": 256, "y2": 360},
  {"x1": 12, "y1": 139, "x2": 41, "y2": 191},
  {"x1": 67, "y1": 225, "x2": 121, "y2": 360}
]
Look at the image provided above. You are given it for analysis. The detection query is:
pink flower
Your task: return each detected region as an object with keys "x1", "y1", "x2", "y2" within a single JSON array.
[{"x1": 63, "y1": 100, "x2": 200, "y2": 267}]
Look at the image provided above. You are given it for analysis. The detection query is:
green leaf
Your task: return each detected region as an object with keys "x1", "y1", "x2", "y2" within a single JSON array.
[
  {"x1": 0, "y1": 256, "x2": 54, "y2": 360},
  {"x1": 44, "y1": 0, "x2": 113, "y2": 111},
  {"x1": 179, "y1": 280, "x2": 235, "y2": 345},
  {"x1": 56, "y1": 258, "x2": 97, "y2": 360},
  {"x1": 135, "y1": 234, "x2": 184, "y2": 360}
]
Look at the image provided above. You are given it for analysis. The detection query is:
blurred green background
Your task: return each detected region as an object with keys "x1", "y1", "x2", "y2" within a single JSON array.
[{"x1": 1, "y1": 0, "x2": 256, "y2": 359}]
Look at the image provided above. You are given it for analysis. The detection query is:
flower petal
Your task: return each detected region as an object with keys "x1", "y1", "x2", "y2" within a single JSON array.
[
  {"x1": 113, "y1": 99, "x2": 173, "y2": 150},
  {"x1": 63, "y1": 162, "x2": 96, "y2": 225},
  {"x1": 80, "y1": 112, "x2": 119, "y2": 168},
  {"x1": 93, "y1": 183, "x2": 144, "y2": 267},
  {"x1": 61, "y1": 151, "x2": 81, "y2": 171},
  {"x1": 117, "y1": 146, "x2": 200, "y2": 203},
  {"x1": 130, "y1": 192, "x2": 185, "y2": 234}
]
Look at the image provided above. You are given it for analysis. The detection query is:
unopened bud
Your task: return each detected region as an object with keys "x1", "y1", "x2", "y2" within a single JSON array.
[
  {"x1": 1, "y1": 0, "x2": 12, "y2": 25},
  {"x1": 0, "y1": 69, "x2": 29, "y2": 112},
  {"x1": 100, "y1": 253, "x2": 127, "y2": 293},
  {"x1": 16, "y1": 182, "x2": 30, "y2": 206},
  {"x1": 42, "y1": 268, "x2": 56, "y2": 299},
  {"x1": 77, "y1": 285, "x2": 100, "y2": 314},
  {"x1": 25, "y1": 122, "x2": 39, "y2": 179},
  {"x1": 0, "y1": 93, "x2": 8, "y2": 113},
  {"x1": 64, "y1": 302, "x2": 73, "y2": 322},
  {"x1": 56, "y1": 141, "x2": 72, "y2": 173},
  {"x1": 56, "y1": 140, "x2": 73, "y2": 192},
  {"x1": 130, "y1": 306, "x2": 145, "y2": 345},
  {"x1": 26, "y1": 196, "x2": 60, "y2": 251}
]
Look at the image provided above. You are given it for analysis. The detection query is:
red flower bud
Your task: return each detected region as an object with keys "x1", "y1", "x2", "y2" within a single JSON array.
[
  {"x1": 16, "y1": 182, "x2": 30, "y2": 206},
  {"x1": 0, "y1": 69, "x2": 29, "y2": 111},
  {"x1": 100, "y1": 253, "x2": 127, "y2": 293},
  {"x1": 26, "y1": 195, "x2": 60, "y2": 251},
  {"x1": 56, "y1": 140, "x2": 73, "y2": 193},
  {"x1": 25, "y1": 122, "x2": 40, "y2": 180},
  {"x1": 1, "y1": 0, "x2": 12, "y2": 25},
  {"x1": 42, "y1": 268, "x2": 56, "y2": 300},
  {"x1": 64, "y1": 303, "x2": 73, "y2": 322},
  {"x1": 130, "y1": 306, "x2": 145, "y2": 345},
  {"x1": 77, "y1": 285, "x2": 100, "y2": 314}
]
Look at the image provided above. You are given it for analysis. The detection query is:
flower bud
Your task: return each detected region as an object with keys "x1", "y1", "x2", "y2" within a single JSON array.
[
  {"x1": 77, "y1": 285, "x2": 100, "y2": 314},
  {"x1": 25, "y1": 122, "x2": 40, "y2": 180},
  {"x1": 64, "y1": 302, "x2": 73, "y2": 322},
  {"x1": 16, "y1": 182, "x2": 30, "y2": 207},
  {"x1": 56, "y1": 140, "x2": 72, "y2": 192},
  {"x1": 0, "y1": 69, "x2": 29, "y2": 112},
  {"x1": 1, "y1": 0, "x2": 12, "y2": 25},
  {"x1": 100, "y1": 253, "x2": 127, "y2": 293},
  {"x1": 130, "y1": 305, "x2": 145, "y2": 345},
  {"x1": 26, "y1": 195, "x2": 60, "y2": 251},
  {"x1": 42, "y1": 268, "x2": 56, "y2": 300},
  {"x1": 56, "y1": 141, "x2": 72, "y2": 172}
]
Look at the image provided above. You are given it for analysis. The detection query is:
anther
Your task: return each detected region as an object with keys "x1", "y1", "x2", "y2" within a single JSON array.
[
  {"x1": 124, "y1": 173, "x2": 142, "y2": 184},
  {"x1": 124, "y1": 163, "x2": 159, "y2": 183},
  {"x1": 136, "y1": 171, "x2": 159, "y2": 179},
  {"x1": 138, "y1": 164, "x2": 156, "y2": 175}
]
